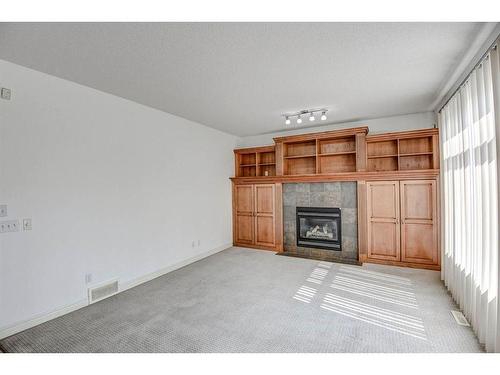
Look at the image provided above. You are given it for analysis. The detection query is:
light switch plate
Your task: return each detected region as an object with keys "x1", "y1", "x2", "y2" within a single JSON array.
[
  {"x1": 1, "y1": 88, "x2": 11, "y2": 100},
  {"x1": 0, "y1": 205, "x2": 6, "y2": 217},
  {"x1": 0, "y1": 220, "x2": 20, "y2": 233}
]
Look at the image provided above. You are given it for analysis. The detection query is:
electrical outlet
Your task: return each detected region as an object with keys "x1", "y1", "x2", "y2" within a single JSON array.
[
  {"x1": 0, "y1": 220, "x2": 20, "y2": 233},
  {"x1": 1, "y1": 88, "x2": 11, "y2": 100},
  {"x1": 23, "y1": 218, "x2": 32, "y2": 231},
  {"x1": 85, "y1": 273, "x2": 92, "y2": 284},
  {"x1": 0, "y1": 205, "x2": 6, "y2": 217},
  {"x1": 191, "y1": 240, "x2": 196, "y2": 248}
]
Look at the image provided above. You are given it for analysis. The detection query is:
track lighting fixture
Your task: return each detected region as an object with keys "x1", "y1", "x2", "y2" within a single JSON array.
[{"x1": 282, "y1": 108, "x2": 328, "y2": 126}]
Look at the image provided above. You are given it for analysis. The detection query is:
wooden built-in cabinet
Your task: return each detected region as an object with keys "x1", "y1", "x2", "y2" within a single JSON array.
[
  {"x1": 231, "y1": 127, "x2": 441, "y2": 269},
  {"x1": 233, "y1": 183, "x2": 283, "y2": 252},
  {"x1": 364, "y1": 179, "x2": 439, "y2": 269}
]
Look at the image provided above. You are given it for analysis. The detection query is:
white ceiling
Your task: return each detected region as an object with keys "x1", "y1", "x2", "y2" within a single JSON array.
[{"x1": 0, "y1": 22, "x2": 495, "y2": 136}]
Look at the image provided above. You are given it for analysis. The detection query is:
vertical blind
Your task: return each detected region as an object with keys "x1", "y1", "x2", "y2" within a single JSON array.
[{"x1": 439, "y1": 41, "x2": 500, "y2": 352}]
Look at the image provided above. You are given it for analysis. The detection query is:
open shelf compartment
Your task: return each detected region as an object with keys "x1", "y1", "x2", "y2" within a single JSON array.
[
  {"x1": 239, "y1": 165, "x2": 257, "y2": 177},
  {"x1": 258, "y1": 164, "x2": 276, "y2": 177},
  {"x1": 399, "y1": 154, "x2": 433, "y2": 170},
  {"x1": 318, "y1": 154, "x2": 356, "y2": 173},
  {"x1": 367, "y1": 139, "x2": 398, "y2": 158},
  {"x1": 284, "y1": 156, "x2": 316, "y2": 175},
  {"x1": 239, "y1": 153, "x2": 256, "y2": 166},
  {"x1": 399, "y1": 136, "x2": 433, "y2": 155},
  {"x1": 284, "y1": 140, "x2": 317, "y2": 158},
  {"x1": 367, "y1": 156, "x2": 398, "y2": 171},
  {"x1": 318, "y1": 136, "x2": 356, "y2": 155}
]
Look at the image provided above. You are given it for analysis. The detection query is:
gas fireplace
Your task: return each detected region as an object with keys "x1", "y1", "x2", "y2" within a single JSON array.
[{"x1": 296, "y1": 207, "x2": 341, "y2": 251}]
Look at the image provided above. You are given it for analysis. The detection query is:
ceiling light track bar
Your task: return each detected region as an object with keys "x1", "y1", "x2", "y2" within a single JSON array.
[
  {"x1": 282, "y1": 108, "x2": 328, "y2": 118},
  {"x1": 283, "y1": 108, "x2": 328, "y2": 125}
]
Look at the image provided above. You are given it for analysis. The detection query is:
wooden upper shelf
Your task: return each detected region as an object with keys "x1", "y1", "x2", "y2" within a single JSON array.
[
  {"x1": 234, "y1": 145, "x2": 276, "y2": 177},
  {"x1": 366, "y1": 128, "x2": 439, "y2": 172},
  {"x1": 233, "y1": 127, "x2": 439, "y2": 181},
  {"x1": 274, "y1": 127, "x2": 368, "y2": 176}
]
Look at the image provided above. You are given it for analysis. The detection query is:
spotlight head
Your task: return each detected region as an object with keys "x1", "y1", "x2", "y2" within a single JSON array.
[
  {"x1": 309, "y1": 112, "x2": 315, "y2": 122},
  {"x1": 321, "y1": 111, "x2": 327, "y2": 121},
  {"x1": 297, "y1": 115, "x2": 302, "y2": 124},
  {"x1": 285, "y1": 116, "x2": 291, "y2": 125}
]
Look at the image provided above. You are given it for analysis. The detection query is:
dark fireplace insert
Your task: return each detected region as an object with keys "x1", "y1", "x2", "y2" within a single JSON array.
[{"x1": 296, "y1": 207, "x2": 341, "y2": 251}]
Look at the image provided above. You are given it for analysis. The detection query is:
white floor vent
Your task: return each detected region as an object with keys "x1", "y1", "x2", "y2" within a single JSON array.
[
  {"x1": 451, "y1": 310, "x2": 470, "y2": 326},
  {"x1": 88, "y1": 280, "x2": 119, "y2": 304}
]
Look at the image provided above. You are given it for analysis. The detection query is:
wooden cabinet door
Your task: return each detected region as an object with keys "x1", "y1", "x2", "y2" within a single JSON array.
[
  {"x1": 254, "y1": 184, "x2": 276, "y2": 247},
  {"x1": 234, "y1": 184, "x2": 254, "y2": 245},
  {"x1": 400, "y1": 180, "x2": 438, "y2": 264},
  {"x1": 367, "y1": 181, "x2": 400, "y2": 261}
]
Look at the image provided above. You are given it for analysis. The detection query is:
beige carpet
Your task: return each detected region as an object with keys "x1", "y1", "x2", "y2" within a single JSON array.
[{"x1": 0, "y1": 247, "x2": 483, "y2": 352}]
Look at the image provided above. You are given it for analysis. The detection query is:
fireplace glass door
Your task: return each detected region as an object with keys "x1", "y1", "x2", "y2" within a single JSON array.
[{"x1": 296, "y1": 207, "x2": 341, "y2": 250}]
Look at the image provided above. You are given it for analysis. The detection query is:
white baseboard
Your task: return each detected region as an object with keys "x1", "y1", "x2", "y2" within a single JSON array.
[
  {"x1": 0, "y1": 298, "x2": 88, "y2": 340},
  {"x1": 120, "y1": 243, "x2": 231, "y2": 292},
  {"x1": 0, "y1": 243, "x2": 231, "y2": 341}
]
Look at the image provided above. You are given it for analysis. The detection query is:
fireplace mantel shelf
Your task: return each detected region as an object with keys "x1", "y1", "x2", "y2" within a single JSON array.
[{"x1": 230, "y1": 169, "x2": 439, "y2": 183}]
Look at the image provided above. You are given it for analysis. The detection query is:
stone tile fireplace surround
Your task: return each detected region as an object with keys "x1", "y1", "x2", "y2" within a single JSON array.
[{"x1": 282, "y1": 182, "x2": 359, "y2": 264}]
